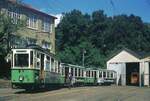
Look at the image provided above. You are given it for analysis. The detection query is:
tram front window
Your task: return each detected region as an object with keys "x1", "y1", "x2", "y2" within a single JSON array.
[{"x1": 14, "y1": 54, "x2": 29, "y2": 67}]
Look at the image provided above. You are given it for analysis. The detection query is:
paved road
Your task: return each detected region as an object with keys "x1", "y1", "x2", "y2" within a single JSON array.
[{"x1": 0, "y1": 86, "x2": 150, "y2": 101}]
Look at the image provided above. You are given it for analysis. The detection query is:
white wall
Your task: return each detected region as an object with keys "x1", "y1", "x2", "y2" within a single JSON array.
[
  {"x1": 144, "y1": 62, "x2": 149, "y2": 86},
  {"x1": 107, "y1": 63, "x2": 126, "y2": 85}
]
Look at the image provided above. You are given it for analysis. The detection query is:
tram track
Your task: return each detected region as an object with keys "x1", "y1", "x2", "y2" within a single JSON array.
[
  {"x1": 1, "y1": 86, "x2": 150, "y2": 101},
  {"x1": 28, "y1": 88, "x2": 90, "y2": 100}
]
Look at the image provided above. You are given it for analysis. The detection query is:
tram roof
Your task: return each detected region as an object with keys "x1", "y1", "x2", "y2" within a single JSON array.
[
  {"x1": 86, "y1": 68, "x2": 116, "y2": 72},
  {"x1": 12, "y1": 45, "x2": 57, "y2": 58},
  {"x1": 61, "y1": 63, "x2": 85, "y2": 69}
]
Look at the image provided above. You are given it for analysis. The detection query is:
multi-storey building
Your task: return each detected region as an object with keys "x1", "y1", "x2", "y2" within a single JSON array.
[{"x1": 0, "y1": 0, "x2": 57, "y2": 54}]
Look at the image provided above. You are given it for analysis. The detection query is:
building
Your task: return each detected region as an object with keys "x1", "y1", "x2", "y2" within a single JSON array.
[
  {"x1": 0, "y1": 0, "x2": 57, "y2": 54},
  {"x1": 107, "y1": 48, "x2": 150, "y2": 87}
]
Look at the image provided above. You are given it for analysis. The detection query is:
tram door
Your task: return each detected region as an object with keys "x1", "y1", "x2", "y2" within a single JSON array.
[
  {"x1": 65, "y1": 67, "x2": 69, "y2": 83},
  {"x1": 40, "y1": 54, "x2": 44, "y2": 80}
]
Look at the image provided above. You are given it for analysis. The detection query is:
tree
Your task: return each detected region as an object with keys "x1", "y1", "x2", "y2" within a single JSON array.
[
  {"x1": 0, "y1": 0, "x2": 25, "y2": 78},
  {"x1": 0, "y1": 0, "x2": 25, "y2": 56},
  {"x1": 56, "y1": 9, "x2": 150, "y2": 68}
]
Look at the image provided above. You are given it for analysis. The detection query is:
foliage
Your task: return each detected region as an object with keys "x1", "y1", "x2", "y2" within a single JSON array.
[
  {"x1": 56, "y1": 9, "x2": 150, "y2": 68},
  {"x1": 0, "y1": 1, "x2": 25, "y2": 56}
]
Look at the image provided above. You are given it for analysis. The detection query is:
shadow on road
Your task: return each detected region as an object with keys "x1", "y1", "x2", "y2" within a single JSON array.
[{"x1": 14, "y1": 87, "x2": 62, "y2": 94}]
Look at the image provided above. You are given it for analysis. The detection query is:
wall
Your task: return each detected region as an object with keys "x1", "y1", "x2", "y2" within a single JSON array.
[
  {"x1": 107, "y1": 62, "x2": 126, "y2": 85},
  {"x1": 0, "y1": 1, "x2": 56, "y2": 54}
]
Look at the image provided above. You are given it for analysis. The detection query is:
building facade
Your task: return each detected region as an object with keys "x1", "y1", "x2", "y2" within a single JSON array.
[{"x1": 0, "y1": 0, "x2": 57, "y2": 54}]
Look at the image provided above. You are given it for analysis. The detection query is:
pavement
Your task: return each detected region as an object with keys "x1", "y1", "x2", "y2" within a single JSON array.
[
  {"x1": 0, "y1": 79, "x2": 11, "y2": 88},
  {"x1": 0, "y1": 85, "x2": 150, "y2": 101}
]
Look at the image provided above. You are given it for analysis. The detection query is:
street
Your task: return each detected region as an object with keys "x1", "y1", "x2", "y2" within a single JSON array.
[{"x1": 0, "y1": 86, "x2": 150, "y2": 101}]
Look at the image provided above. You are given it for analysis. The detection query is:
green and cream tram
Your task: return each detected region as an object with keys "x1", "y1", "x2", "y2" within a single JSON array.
[
  {"x1": 11, "y1": 46, "x2": 117, "y2": 89},
  {"x1": 11, "y1": 46, "x2": 64, "y2": 89}
]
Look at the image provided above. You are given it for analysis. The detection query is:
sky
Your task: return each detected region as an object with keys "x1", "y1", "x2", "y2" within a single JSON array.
[{"x1": 22, "y1": 0, "x2": 150, "y2": 23}]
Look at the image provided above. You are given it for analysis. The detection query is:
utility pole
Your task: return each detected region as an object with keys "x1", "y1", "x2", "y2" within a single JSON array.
[{"x1": 82, "y1": 49, "x2": 86, "y2": 67}]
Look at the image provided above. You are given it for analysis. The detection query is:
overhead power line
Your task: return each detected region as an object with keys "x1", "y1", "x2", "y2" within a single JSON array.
[{"x1": 109, "y1": 0, "x2": 116, "y2": 16}]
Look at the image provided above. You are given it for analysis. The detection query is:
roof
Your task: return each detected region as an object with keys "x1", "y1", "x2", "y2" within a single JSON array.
[
  {"x1": 107, "y1": 48, "x2": 150, "y2": 62},
  {"x1": 107, "y1": 48, "x2": 141, "y2": 61},
  {"x1": 107, "y1": 48, "x2": 140, "y2": 61},
  {"x1": 123, "y1": 48, "x2": 150, "y2": 59},
  {"x1": 61, "y1": 63, "x2": 85, "y2": 69},
  {"x1": 8, "y1": 0, "x2": 57, "y2": 19}
]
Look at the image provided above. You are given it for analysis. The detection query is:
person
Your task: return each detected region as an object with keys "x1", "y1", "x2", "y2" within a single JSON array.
[{"x1": 68, "y1": 73, "x2": 73, "y2": 89}]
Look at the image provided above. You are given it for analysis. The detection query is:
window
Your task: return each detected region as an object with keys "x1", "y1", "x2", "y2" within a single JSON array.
[
  {"x1": 71, "y1": 68, "x2": 73, "y2": 76},
  {"x1": 42, "y1": 18, "x2": 51, "y2": 32},
  {"x1": 27, "y1": 14, "x2": 38, "y2": 29},
  {"x1": 30, "y1": 51, "x2": 33, "y2": 68},
  {"x1": 111, "y1": 72, "x2": 113, "y2": 78},
  {"x1": 89, "y1": 71, "x2": 91, "y2": 77},
  {"x1": 36, "y1": 53, "x2": 40, "y2": 69},
  {"x1": 58, "y1": 62, "x2": 61, "y2": 73},
  {"x1": 92, "y1": 71, "x2": 94, "y2": 77},
  {"x1": 10, "y1": 35, "x2": 26, "y2": 48},
  {"x1": 75, "y1": 68, "x2": 77, "y2": 77},
  {"x1": 99, "y1": 71, "x2": 102, "y2": 77},
  {"x1": 79, "y1": 69, "x2": 81, "y2": 77},
  {"x1": 42, "y1": 41, "x2": 51, "y2": 49},
  {"x1": 107, "y1": 72, "x2": 109, "y2": 78},
  {"x1": 14, "y1": 54, "x2": 29, "y2": 67},
  {"x1": 7, "y1": 8, "x2": 21, "y2": 24},
  {"x1": 103, "y1": 72, "x2": 106, "y2": 78},
  {"x1": 86, "y1": 71, "x2": 89, "y2": 77},
  {"x1": 26, "y1": 38, "x2": 36, "y2": 45},
  {"x1": 82, "y1": 70, "x2": 84, "y2": 77},
  {"x1": 51, "y1": 58, "x2": 54, "y2": 72},
  {"x1": 62, "y1": 68, "x2": 65, "y2": 75},
  {"x1": 55, "y1": 61, "x2": 58, "y2": 73},
  {"x1": 45, "y1": 56, "x2": 50, "y2": 71}
]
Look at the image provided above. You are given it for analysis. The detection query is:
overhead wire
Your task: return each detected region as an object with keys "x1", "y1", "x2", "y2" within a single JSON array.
[
  {"x1": 44, "y1": 0, "x2": 58, "y2": 14},
  {"x1": 51, "y1": 0, "x2": 66, "y2": 12},
  {"x1": 109, "y1": 0, "x2": 116, "y2": 16}
]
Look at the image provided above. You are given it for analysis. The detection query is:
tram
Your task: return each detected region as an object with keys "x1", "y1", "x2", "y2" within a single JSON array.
[{"x1": 11, "y1": 46, "x2": 116, "y2": 89}]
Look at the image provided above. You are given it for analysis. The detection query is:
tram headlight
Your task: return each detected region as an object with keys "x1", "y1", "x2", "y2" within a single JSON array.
[{"x1": 19, "y1": 76, "x2": 24, "y2": 81}]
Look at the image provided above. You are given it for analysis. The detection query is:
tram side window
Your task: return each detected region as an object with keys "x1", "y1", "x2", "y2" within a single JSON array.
[
  {"x1": 36, "y1": 53, "x2": 40, "y2": 69},
  {"x1": 86, "y1": 71, "x2": 89, "y2": 77},
  {"x1": 30, "y1": 51, "x2": 33, "y2": 68},
  {"x1": 75, "y1": 68, "x2": 77, "y2": 77},
  {"x1": 99, "y1": 71, "x2": 102, "y2": 77},
  {"x1": 45, "y1": 56, "x2": 50, "y2": 71},
  {"x1": 103, "y1": 71, "x2": 106, "y2": 78},
  {"x1": 79, "y1": 69, "x2": 81, "y2": 77},
  {"x1": 55, "y1": 61, "x2": 58, "y2": 73},
  {"x1": 71, "y1": 68, "x2": 73, "y2": 76},
  {"x1": 107, "y1": 72, "x2": 109, "y2": 78},
  {"x1": 111, "y1": 72, "x2": 113, "y2": 78},
  {"x1": 61, "y1": 67, "x2": 65, "y2": 75},
  {"x1": 92, "y1": 71, "x2": 94, "y2": 77},
  {"x1": 89, "y1": 71, "x2": 91, "y2": 77},
  {"x1": 82, "y1": 70, "x2": 84, "y2": 77},
  {"x1": 14, "y1": 54, "x2": 29, "y2": 67},
  {"x1": 51, "y1": 58, "x2": 54, "y2": 72},
  {"x1": 58, "y1": 62, "x2": 61, "y2": 73}
]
